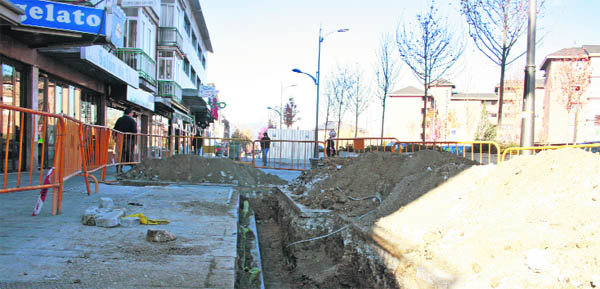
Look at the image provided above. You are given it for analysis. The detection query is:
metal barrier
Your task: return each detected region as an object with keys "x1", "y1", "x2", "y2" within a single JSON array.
[
  {"x1": 0, "y1": 104, "x2": 65, "y2": 215},
  {"x1": 252, "y1": 139, "x2": 322, "y2": 171},
  {"x1": 331, "y1": 137, "x2": 400, "y2": 158},
  {"x1": 392, "y1": 141, "x2": 501, "y2": 165},
  {"x1": 197, "y1": 137, "x2": 255, "y2": 164},
  {"x1": 502, "y1": 143, "x2": 600, "y2": 162}
]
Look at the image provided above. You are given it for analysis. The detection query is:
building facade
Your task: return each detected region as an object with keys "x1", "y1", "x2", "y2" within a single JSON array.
[{"x1": 0, "y1": 0, "x2": 215, "y2": 171}]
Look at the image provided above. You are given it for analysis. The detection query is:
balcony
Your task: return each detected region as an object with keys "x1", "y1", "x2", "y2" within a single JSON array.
[
  {"x1": 158, "y1": 27, "x2": 184, "y2": 52},
  {"x1": 118, "y1": 48, "x2": 156, "y2": 85},
  {"x1": 158, "y1": 80, "x2": 183, "y2": 103}
]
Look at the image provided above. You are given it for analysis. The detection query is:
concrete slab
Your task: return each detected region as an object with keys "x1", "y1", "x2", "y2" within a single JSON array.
[{"x1": 0, "y1": 169, "x2": 239, "y2": 289}]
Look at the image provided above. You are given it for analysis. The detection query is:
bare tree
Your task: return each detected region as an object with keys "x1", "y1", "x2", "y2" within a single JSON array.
[
  {"x1": 553, "y1": 49, "x2": 592, "y2": 143},
  {"x1": 283, "y1": 97, "x2": 300, "y2": 128},
  {"x1": 321, "y1": 78, "x2": 335, "y2": 141},
  {"x1": 397, "y1": 0, "x2": 464, "y2": 141},
  {"x1": 348, "y1": 67, "x2": 371, "y2": 138},
  {"x1": 460, "y1": 0, "x2": 545, "y2": 126},
  {"x1": 375, "y1": 33, "x2": 401, "y2": 138},
  {"x1": 331, "y1": 66, "x2": 354, "y2": 136}
]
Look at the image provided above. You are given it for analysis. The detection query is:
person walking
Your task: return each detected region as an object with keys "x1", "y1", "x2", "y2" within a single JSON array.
[
  {"x1": 113, "y1": 107, "x2": 137, "y2": 172},
  {"x1": 260, "y1": 132, "x2": 271, "y2": 166},
  {"x1": 192, "y1": 128, "x2": 203, "y2": 156},
  {"x1": 326, "y1": 129, "x2": 336, "y2": 157}
]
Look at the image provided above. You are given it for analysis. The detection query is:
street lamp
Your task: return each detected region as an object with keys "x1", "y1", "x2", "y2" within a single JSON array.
[
  {"x1": 293, "y1": 26, "x2": 349, "y2": 159},
  {"x1": 266, "y1": 106, "x2": 282, "y2": 131}
]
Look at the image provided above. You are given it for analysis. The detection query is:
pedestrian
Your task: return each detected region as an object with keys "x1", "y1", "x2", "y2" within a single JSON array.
[
  {"x1": 113, "y1": 107, "x2": 137, "y2": 172},
  {"x1": 192, "y1": 128, "x2": 203, "y2": 156},
  {"x1": 326, "y1": 129, "x2": 336, "y2": 157},
  {"x1": 260, "y1": 132, "x2": 271, "y2": 166}
]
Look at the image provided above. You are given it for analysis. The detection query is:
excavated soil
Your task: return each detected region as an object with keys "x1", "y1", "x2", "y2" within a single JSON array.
[
  {"x1": 289, "y1": 151, "x2": 477, "y2": 217},
  {"x1": 279, "y1": 148, "x2": 600, "y2": 288},
  {"x1": 118, "y1": 155, "x2": 286, "y2": 186}
]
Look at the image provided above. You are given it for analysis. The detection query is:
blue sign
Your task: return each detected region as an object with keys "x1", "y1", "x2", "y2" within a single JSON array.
[
  {"x1": 107, "y1": 5, "x2": 125, "y2": 48},
  {"x1": 10, "y1": 0, "x2": 106, "y2": 35}
]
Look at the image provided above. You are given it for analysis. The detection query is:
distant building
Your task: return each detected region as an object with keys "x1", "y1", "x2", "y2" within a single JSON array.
[{"x1": 540, "y1": 45, "x2": 600, "y2": 144}]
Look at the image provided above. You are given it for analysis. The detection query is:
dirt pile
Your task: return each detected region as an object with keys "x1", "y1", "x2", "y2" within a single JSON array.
[
  {"x1": 367, "y1": 148, "x2": 600, "y2": 288},
  {"x1": 119, "y1": 155, "x2": 286, "y2": 186},
  {"x1": 288, "y1": 150, "x2": 477, "y2": 217}
]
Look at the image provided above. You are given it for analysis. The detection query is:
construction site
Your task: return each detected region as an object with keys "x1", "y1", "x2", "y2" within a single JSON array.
[{"x1": 2, "y1": 136, "x2": 600, "y2": 288}]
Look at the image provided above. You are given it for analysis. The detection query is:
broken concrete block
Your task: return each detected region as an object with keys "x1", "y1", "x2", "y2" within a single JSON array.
[
  {"x1": 120, "y1": 217, "x2": 140, "y2": 227},
  {"x1": 95, "y1": 211, "x2": 122, "y2": 228},
  {"x1": 146, "y1": 229, "x2": 176, "y2": 242},
  {"x1": 111, "y1": 208, "x2": 126, "y2": 218},
  {"x1": 99, "y1": 197, "x2": 114, "y2": 209},
  {"x1": 81, "y1": 206, "x2": 99, "y2": 226}
]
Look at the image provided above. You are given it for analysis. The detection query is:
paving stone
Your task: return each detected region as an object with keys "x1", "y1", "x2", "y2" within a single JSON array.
[
  {"x1": 81, "y1": 206, "x2": 99, "y2": 226},
  {"x1": 146, "y1": 229, "x2": 176, "y2": 242},
  {"x1": 120, "y1": 217, "x2": 139, "y2": 227},
  {"x1": 95, "y1": 211, "x2": 122, "y2": 228},
  {"x1": 99, "y1": 197, "x2": 114, "y2": 209}
]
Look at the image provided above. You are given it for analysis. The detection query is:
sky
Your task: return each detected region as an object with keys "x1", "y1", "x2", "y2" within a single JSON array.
[{"x1": 199, "y1": 0, "x2": 600, "y2": 136}]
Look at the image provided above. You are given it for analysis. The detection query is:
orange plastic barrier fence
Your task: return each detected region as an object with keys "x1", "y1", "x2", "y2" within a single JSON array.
[
  {"x1": 0, "y1": 104, "x2": 65, "y2": 215},
  {"x1": 502, "y1": 143, "x2": 600, "y2": 162},
  {"x1": 392, "y1": 141, "x2": 501, "y2": 165},
  {"x1": 252, "y1": 139, "x2": 322, "y2": 171}
]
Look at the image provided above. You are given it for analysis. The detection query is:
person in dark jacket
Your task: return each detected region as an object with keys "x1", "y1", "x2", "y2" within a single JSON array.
[
  {"x1": 260, "y1": 132, "x2": 271, "y2": 166},
  {"x1": 113, "y1": 107, "x2": 137, "y2": 172},
  {"x1": 326, "y1": 129, "x2": 336, "y2": 157}
]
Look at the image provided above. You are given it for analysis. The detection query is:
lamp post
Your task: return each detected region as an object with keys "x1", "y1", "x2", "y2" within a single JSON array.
[
  {"x1": 293, "y1": 26, "x2": 349, "y2": 159},
  {"x1": 267, "y1": 106, "x2": 282, "y2": 131}
]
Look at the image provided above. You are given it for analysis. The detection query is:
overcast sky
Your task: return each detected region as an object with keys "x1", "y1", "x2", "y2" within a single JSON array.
[{"x1": 200, "y1": 0, "x2": 600, "y2": 136}]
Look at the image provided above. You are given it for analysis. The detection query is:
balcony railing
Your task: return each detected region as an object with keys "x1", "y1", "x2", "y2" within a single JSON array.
[
  {"x1": 158, "y1": 80, "x2": 183, "y2": 103},
  {"x1": 118, "y1": 48, "x2": 156, "y2": 85},
  {"x1": 158, "y1": 27, "x2": 184, "y2": 51}
]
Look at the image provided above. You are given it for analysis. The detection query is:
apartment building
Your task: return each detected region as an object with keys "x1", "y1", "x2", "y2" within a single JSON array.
[{"x1": 0, "y1": 0, "x2": 215, "y2": 171}]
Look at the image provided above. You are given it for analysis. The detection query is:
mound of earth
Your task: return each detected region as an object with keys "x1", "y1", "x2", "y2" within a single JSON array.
[
  {"x1": 288, "y1": 150, "x2": 477, "y2": 217},
  {"x1": 365, "y1": 148, "x2": 600, "y2": 288},
  {"x1": 119, "y1": 155, "x2": 286, "y2": 186}
]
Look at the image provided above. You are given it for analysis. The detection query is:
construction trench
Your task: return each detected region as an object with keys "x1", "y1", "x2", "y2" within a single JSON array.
[{"x1": 120, "y1": 150, "x2": 600, "y2": 289}]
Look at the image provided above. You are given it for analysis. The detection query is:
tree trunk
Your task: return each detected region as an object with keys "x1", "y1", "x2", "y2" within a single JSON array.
[
  {"x1": 337, "y1": 102, "x2": 342, "y2": 138},
  {"x1": 572, "y1": 107, "x2": 579, "y2": 144},
  {"x1": 422, "y1": 85, "x2": 428, "y2": 142},
  {"x1": 354, "y1": 110, "x2": 359, "y2": 138},
  {"x1": 380, "y1": 95, "x2": 386, "y2": 138},
  {"x1": 497, "y1": 53, "x2": 507, "y2": 128}
]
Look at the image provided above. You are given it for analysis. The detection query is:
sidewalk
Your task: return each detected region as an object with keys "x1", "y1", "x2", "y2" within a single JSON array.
[{"x1": 0, "y1": 167, "x2": 239, "y2": 288}]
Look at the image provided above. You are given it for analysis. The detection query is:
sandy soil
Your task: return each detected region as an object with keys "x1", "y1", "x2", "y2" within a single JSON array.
[{"x1": 288, "y1": 149, "x2": 600, "y2": 288}]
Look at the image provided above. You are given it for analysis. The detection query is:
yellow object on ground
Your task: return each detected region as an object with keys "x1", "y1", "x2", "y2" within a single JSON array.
[{"x1": 123, "y1": 213, "x2": 169, "y2": 225}]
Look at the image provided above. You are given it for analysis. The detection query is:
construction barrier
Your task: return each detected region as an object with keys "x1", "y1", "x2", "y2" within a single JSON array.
[
  {"x1": 331, "y1": 137, "x2": 400, "y2": 158},
  {"x1": 252, "y1": 139, "x2": 322, "y2": 171},
  {"x1": 0, "y1": 104, "x2": 65, "y2": 215},
  {"x1": 502, "y1": 143, "x2": 600, "y2": 162},
  {"x1": 391, "y1": 141, "x2": 501, "y2": 165}
]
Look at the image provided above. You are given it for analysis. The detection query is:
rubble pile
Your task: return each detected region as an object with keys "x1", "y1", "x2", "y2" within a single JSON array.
[{"x1": 120, "y1": 154, "x2": 286, "y2": 186}]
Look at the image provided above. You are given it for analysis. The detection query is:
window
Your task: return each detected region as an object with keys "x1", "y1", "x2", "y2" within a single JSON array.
[
  {"x1": 126, "y1": 19, "x2": 137, "y2": 48},
  {"x1": 192, "y1": 33, "x2": 197, "y2": 47},
  {"x1": 183, "y1": 16, "x2": 190, "y2": 36},
  {"x1": 190, "y1": 68, "x2": 196, "y2": 84},
  {"x1": 183, "y1": 58, "x2": 190, "y2": 76},
  {"x1": 201, "y1": 55, "x2": 206, "y2": 68},
  {"x1": 196, "y1": 44, "x2": 202, "y2": 58},
  {"x1": 197, "y1": 77, "x2": 201, "y2": 88}
]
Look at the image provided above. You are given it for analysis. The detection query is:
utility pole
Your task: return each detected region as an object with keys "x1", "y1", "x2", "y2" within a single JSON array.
[{"x1": 520, "y1": 0, "x2": 536, "y2": 153}]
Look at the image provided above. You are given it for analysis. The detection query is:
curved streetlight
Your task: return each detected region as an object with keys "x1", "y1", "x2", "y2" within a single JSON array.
[{"x1": 292, "y1": 26, "x2": 349, "y2": 159}]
